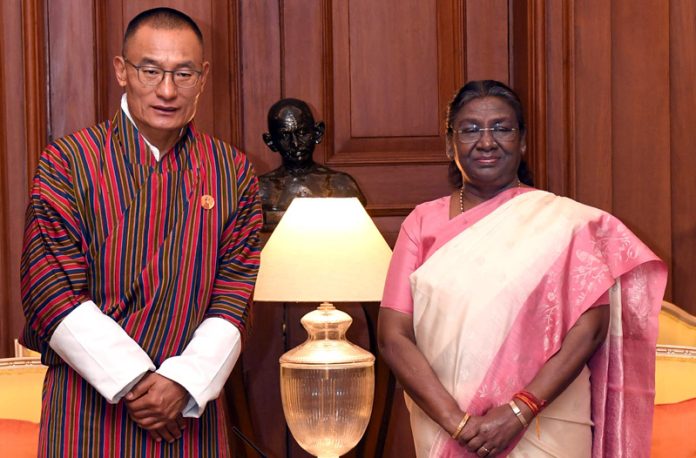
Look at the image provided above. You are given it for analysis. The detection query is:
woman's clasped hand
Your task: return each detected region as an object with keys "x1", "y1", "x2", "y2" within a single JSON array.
[{"x1": 454, "y1": 404, "x2": 528, "y2": 456}]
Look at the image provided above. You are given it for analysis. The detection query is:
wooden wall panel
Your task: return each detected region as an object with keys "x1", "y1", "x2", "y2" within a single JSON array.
[
  {"x1": 329, "y1": 0, "x2": 463, "y2": 165},
  {"x1": 347, "y1": 0, "x2": 439, "y2": 138},
  {"x1": 510, "y1": 0, "x2": 548, "y2": 191},
  {"x1": 670, "y1": 0, "x2": 696, "y2": 311},
  {"x1": 238, "y1": 0, "x2": 469, "y2": 221},
  {"x1": 524, "y1": 0, "x2": 695, "y2": 311},
  {"x1": 47, "y1": 0, "x2": 96, "y2": 140},
  {"x1": 101, "y1": 1, "x2": 124, "y2": 120},
  {"x1": 573, "y1": 0, "x2": 612, "y2": 209},
  {"x1": 610, "y1": 0, "x2": 672, "y2": 283},
  {"x1": 544, "y1": 1, "x2": 569, "y2": 196},
  {"x1": 23, "y1": 0, "x2": 47, "y2": 183},
  {"x1": 240, "y1": 0, "x2": 282, "y2": 173},
  {"x1": 281, "y1": 0, "x2": 325, "y2": 105},
  {"x1": 211, "y1": 0, "x2": 242, "y2": 147},
  {"x1": 0, "y1": 1, "x2": 12, "y2": 358},
  {"x1": 465, "y1": 0, "x2": 509, "y2": 83},
  {"x1": 237, "y1": 5, "x2": 284, "y2": 453},
  {"x1": 0, "y1": 0, "x2": 31, "y2": 357},
  {"x1": 276, "y1": 0, "x2": 328, "y2": 175}
]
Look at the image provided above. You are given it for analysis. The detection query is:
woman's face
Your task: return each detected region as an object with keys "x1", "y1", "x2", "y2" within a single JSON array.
[{"x1": 448, "y1": 96, "x2": 525, "y2": 189}]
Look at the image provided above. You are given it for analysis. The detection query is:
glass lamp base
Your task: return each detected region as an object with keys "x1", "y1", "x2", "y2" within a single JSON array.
[
  {"x1": 281, "y1": 364, "x2": 373, "y2": 457},
  {"x1": 279, "y1": 303, "x2": 375, "y2": 458}
]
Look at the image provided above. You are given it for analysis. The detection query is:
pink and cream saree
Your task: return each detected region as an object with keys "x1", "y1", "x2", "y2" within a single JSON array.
[{"x1": 382, "y1": 189, "x2": 667, "y2": 457}]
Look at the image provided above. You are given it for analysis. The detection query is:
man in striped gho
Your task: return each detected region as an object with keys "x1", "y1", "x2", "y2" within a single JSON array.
[{"x1": 20, "y1": 7, "x2": 262, "y2": 457}]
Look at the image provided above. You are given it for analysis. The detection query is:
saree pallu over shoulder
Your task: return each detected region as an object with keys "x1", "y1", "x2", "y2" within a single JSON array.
[{"x1": 408, "y1": 190, "x2": 667, "y2": 457}]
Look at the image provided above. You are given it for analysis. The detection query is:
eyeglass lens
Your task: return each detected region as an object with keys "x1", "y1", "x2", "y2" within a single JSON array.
[
  {"x1": 456, "y1": 128, "x2": 517, "y2": 143},
  {"x1": 138, "y1": 68, "x2": 199, "y2": 88}
]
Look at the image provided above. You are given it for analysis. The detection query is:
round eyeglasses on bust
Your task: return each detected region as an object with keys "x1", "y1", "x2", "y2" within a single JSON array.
[
  {"x1": 449, "y1": 125, "x2": 520, "y2": 144},
  {"x1": 123, "y1": 58, "x2": 202, "y2": 88}
]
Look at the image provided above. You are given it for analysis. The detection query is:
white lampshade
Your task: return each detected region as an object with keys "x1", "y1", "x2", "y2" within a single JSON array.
[{"x1": 254, "y1": 197, "x2": 393, "y2": 302}]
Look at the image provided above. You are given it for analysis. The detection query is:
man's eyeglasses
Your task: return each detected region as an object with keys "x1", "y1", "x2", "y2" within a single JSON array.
[
  {"x1": 449, "y1": 126, "x2": 520, "y2": 144},
  {"x1": 123, "y1": 59, "x2": 202, "y2": 88}
]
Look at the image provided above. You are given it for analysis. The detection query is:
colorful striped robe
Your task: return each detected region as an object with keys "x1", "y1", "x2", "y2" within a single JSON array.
[{"x1": 20, "y1": 109, "x2": 262, "y2": 457}]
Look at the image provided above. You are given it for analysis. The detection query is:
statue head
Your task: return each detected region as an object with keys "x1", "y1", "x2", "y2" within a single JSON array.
[{"x1": 262, "y1": 98, "x2": 325, "y2": 168}]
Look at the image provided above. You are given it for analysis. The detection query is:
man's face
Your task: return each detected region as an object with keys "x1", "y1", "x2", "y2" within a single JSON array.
[
  {"x1": 113, "y1": 24, "x2": 209, "y2": 145},
  {"x1": 268, "y1": 106, "x2": 318, "y2": 165}
]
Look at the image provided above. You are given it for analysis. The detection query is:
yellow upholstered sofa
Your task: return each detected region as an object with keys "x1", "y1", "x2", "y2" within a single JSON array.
[
  {"x1": 651, "y1": 301, "x2": 696, "y2": 457},
  {"x1": 657, "y1": 301, "x2": 696, "y2": 347},
  {"x1": 0, "y1": 340, "x2": 46, "y2": 457}
]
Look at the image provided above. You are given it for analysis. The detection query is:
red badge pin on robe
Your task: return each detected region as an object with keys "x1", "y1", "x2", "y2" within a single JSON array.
[{"x1": 201, "y1": 195, "x2": 215, "y2": 210}]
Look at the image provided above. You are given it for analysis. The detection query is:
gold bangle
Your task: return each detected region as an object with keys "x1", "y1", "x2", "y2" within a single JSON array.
[
  {"x1": 508, "y1": 400, "x2": 529, "y2": 427},
  {"x1": 451, "y1": 412, "x2": 470, "y2": 440}
]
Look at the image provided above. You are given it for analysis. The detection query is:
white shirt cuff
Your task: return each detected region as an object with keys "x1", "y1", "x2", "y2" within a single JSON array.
[
  {"x1": 156, "y1": 317, "x2": 242, "y2": 418},
  {"x1": 49, "y1": 301, "x2": 155, "y2": 403}
]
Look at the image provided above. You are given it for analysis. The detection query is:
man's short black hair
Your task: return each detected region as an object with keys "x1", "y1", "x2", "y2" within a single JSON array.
[{"x1": 122, "y1": 7, "x2": 203, "y2": 56}]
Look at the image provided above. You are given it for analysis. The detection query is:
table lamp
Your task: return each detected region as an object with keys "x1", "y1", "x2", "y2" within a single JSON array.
[{"x1": 254, "y1": 197, "x2": 393, "y2": 458}]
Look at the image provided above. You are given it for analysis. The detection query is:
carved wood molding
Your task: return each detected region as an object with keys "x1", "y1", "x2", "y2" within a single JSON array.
[
  {"x1": 526, "y1": 0, "x2": 548, "y2": 191},
  {"x1": 320, "y1": 0, "x2": 334, "y2": 164},
  {"x1": 0, "y1": 4, "x2": 7, "y2": 179},
  {"x1": 514, "y1": 0, "x2": 577, "y2": 195},
  {"x1": 209, "y1": 0, "x2": 243, "y2": 147},
  {"x1": 365, "y1": 204, "x2": 414, "y2": 218},
  {"x1": 227, "y1": 0, "x2": 243, "y2": 147},
  {"x1": 94, "y1": 0, "x2": 110, "y2": 122},
  {"x1": 562, "y1": 0, "x2": 576, "y2": 198},
  {"x1": 0, "y1": 3, "x2": 11, "y2": 339},
  {"x1": 22, "y1": 0, "x2": 47, "y2": 187},
  {"x1": 454, "y1": 0, "x2": 466, "y2": 84}
]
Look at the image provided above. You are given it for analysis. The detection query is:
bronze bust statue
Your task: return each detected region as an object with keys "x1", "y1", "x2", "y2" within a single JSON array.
[{"x1": 259, "y1": 98, "x2": 366, "y2": 231}]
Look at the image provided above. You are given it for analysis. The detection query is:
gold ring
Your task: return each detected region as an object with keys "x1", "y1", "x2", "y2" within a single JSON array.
[{"x1": 480, "y1": 446, "x2": 490, "y2": 454}]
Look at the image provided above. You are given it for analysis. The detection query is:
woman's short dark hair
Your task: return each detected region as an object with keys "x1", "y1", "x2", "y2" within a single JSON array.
[
  {"x1": 446, "y1": 80, "x2": 525, "y2": 133},
  {"x1": 446, "y1": 80, "x2": 533, "y2": 187},
  {"x1": 122, "y1": 7, "x2": 203, "y2": 56}
]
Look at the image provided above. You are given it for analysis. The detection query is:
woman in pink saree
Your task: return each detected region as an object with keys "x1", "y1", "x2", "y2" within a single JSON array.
[{"x1": 378, "y1": 80, "x2": 667, "y2": 457}]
